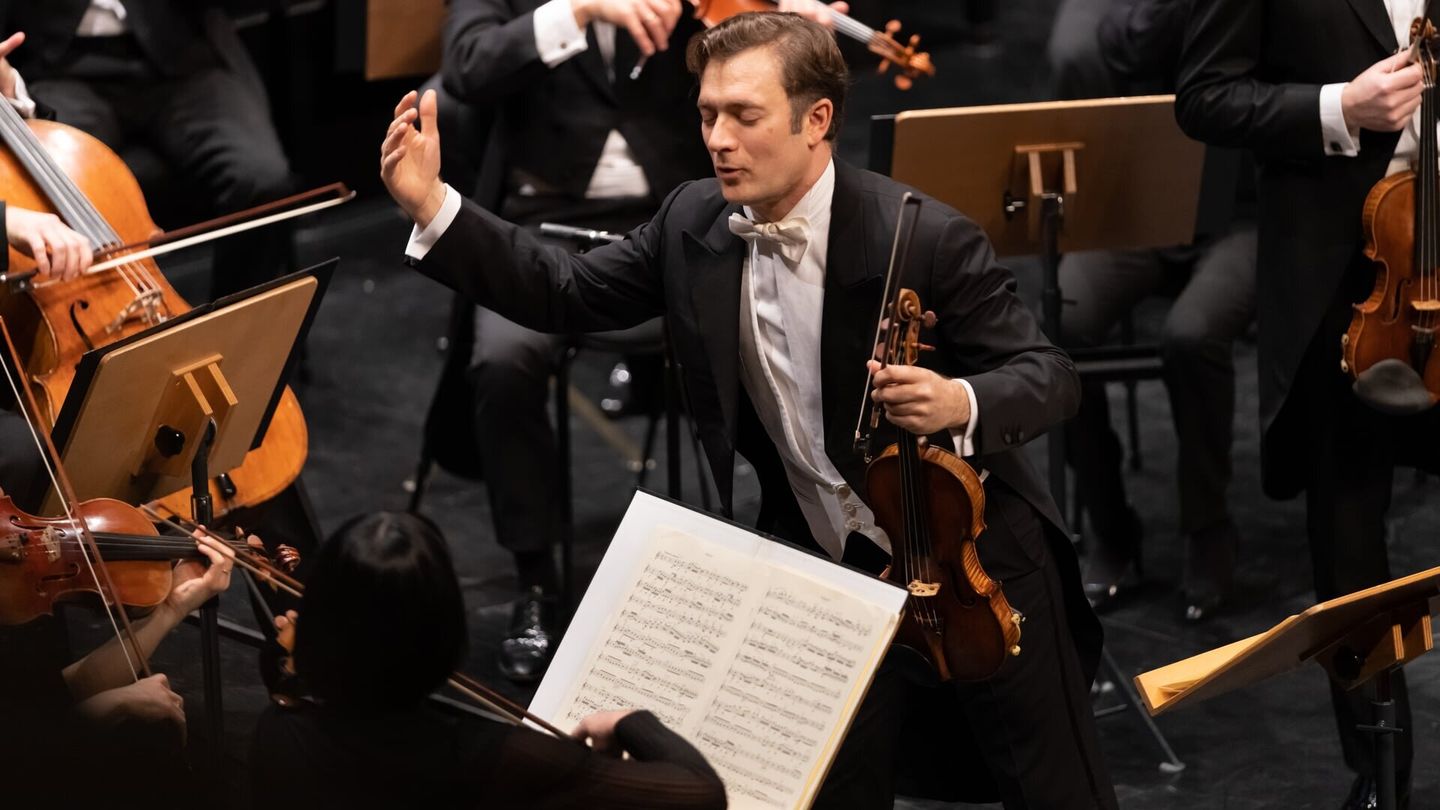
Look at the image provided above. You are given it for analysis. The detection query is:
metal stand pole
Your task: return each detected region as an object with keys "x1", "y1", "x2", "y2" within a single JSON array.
[
  {"x1": 1358, "y1": 668, "x2": 1401, "y2": 810},
  {"x1": 191, "y1": 418, "x2": 222, "y2": 769},
  {"x1": 1039, "y1": 193, "x2": 1068, "y2": 517}
]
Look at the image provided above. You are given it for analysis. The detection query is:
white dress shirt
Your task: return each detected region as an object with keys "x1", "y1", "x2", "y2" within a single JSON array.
[
  {"x1": 734, "y1": 160, "x2": 979, "y2": 560},
  {"x1": 1321, "y1": 0, "x2": 1428, "y2": 175},
  {"x1": 4, "y1": 1, "x2": 131, "y2": 118},
  {"x1": 404, "y1": 168, "x2": 983, "y2": 561},
  {"x1": 530, "y1": 0, "x2": 649, "y2": 199},
  {"x1": 78, "y1": 0, "x2": 130, "y2": 37}
]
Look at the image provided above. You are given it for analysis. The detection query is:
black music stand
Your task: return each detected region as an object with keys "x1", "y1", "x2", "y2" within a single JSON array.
[{"x1": 45, "y1": 260, "x2": 334, "y2": 765}]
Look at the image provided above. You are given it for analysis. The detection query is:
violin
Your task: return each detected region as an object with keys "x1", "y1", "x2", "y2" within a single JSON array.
[
  {"x1": 0, "y1": 95, "x2": 313, "y2": 519},
  {"x1": 688, "y1": 0, "x2": 935, "y2": 89},
  {"x1": 0, "y1": 493, "x2": 293, "y2": 625},
  {"x1": 1347, "y1": 18, "x2": 1440, "y2": 413},
  {"x1": 858, "y1": 196, "x2": 1021, "y2": 683}
]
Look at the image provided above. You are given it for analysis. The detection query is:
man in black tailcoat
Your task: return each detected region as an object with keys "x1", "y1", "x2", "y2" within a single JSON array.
[
  {"x1": 1179, "y1": 0, "x2": 1440, "y2": 805},
  {"x1": 385, "y1": 12, "x2": 1116, "y2": 809}
]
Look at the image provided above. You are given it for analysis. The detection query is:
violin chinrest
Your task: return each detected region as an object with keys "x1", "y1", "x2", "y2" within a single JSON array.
[{"x1": 1353, "y1": 358, "x2": 1438, "y2": 415}]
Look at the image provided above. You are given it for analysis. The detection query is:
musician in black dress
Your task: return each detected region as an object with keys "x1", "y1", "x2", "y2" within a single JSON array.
[{"x1": 248, "y1": 511, "x2": 727, "y2": 810}]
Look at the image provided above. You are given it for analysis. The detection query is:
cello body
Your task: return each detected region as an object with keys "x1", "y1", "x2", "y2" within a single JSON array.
[{"x1": 0, "y1": 119, "x2": 307, "y2": 516}]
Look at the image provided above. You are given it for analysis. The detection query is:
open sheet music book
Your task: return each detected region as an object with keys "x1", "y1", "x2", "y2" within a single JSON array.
[{"x1": 530, "y1": 491, "x2": 907, "y2": 810}]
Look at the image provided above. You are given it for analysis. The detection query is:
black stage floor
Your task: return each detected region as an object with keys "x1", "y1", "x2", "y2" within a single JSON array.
[{"x1": 61, "y1": 0, "x2": 1440, "y2": 806}]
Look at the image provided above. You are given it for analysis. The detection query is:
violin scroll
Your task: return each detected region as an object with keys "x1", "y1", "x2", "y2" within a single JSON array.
[{"x1": 874, "y1": 20, "x2": 935, "y2": 91}]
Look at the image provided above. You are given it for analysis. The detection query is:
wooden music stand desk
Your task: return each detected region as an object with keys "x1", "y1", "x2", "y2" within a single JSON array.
[
  {"x1": 1137, "y1": 567, "x2": 1440, "y2": 810},
  {"x1": 40, "y1": 259, "x2": 334, "y2": 765},
  {"x1": 884, "y1": 95, "x2": 1206, "y2": 514}
]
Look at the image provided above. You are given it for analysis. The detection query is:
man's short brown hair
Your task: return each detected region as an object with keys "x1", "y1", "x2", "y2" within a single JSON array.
[{"x1": 686, "y1": 12, "x2": 848, "y2": 141}]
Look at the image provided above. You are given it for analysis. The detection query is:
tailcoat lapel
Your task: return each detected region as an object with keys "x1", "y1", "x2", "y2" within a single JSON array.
[
  {"x1": 1348, "y1": 0, "x2": 1400, "y2": 52},
  {"x1": 820, "y1": 163, "x2": 887, "y2": 485},
  {"x1": 683, "y1": 202, "x2": 745, "y2": 504}
]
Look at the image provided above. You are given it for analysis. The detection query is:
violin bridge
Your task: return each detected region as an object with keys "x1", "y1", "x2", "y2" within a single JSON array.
[
  {"x1": 1409, "y1": 299, "x2": 1440, "y2": 313},
  {"x1": 907, "y1": 580, "x2": 940, "y2": 597}
]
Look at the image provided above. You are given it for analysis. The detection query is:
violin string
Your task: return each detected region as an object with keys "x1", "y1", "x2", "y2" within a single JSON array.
[
  {"x1": 0, "y1": 333, "x2": 141, "y2": 681},
  {"x1": 139, "y1": 505, "x2": 308, "y2": 596}
]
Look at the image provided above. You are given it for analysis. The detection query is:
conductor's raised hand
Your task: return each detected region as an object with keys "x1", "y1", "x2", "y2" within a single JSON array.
[{"x1": 380, "y1": 89, "x2": 446, "y2": 229}]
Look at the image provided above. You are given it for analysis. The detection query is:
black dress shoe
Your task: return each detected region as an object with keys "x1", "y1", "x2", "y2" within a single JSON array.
[
  {"x1": 1342, "y1": 774, "x2": 1410, "y2": 809},
  {"x1": 498, "y1": 586, "x2": 557, "y2": 684},
  {"x1": 1181, "y1": 519, "x2": 1239, "y2": 623},
  {"x1": 1082, "y1": 509, "x2": 1143, "y2": 613}
]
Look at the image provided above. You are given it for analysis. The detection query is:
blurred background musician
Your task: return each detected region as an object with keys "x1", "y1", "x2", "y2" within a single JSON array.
[
  {"x1": 1178, "y1": 0, "x2": 1440, "y2": 805},
  {"x1": 1045, "y1": 0, "x2": 1257, "y2": 622},
  {"x1": 0, "y1": 0, "x2": 296, "y2": 299}
]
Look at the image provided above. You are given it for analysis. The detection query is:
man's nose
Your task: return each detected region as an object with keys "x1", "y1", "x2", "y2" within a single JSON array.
[{"x1": 707, "y1": 118, "x2": 737, "y2": 152}]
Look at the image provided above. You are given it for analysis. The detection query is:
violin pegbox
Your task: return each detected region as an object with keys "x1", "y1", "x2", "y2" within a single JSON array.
[{"x1": 874, "y1": 20, "x2": 935, "y2": 91}]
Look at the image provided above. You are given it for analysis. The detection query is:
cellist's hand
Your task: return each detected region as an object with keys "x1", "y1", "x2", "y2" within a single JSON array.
[
  {"x1": 5, "y1": 206, "x2": 92, "y2": 281},
  {"x1": 776, "y1": 0, "x2": 849, "y2": 29},
  {"x1": 0, "y1": 31, "x2": 24, "y2": 100},
  {"x1": 381, "y1": 89, "x2": 446, "y2": 230},
  {"x1": 867, "y1": 360, "x2": 971, "y2": 435}
]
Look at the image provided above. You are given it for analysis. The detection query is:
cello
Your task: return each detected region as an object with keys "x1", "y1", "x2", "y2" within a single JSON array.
[
  {"x1": 0, "y1": 91, "x2": 311, "y2": 518},
  {"x1": 857, "y1": 194, "x2": 1022, "y2": 682},
  {"x1": 1346, "y1": 18, "x2": 1440, "y2": 414}
]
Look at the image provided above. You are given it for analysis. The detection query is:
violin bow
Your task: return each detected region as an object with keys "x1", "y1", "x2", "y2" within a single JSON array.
[
  {"x1": 852, "y1": 192, "x2": 925, "y2": 458},
  {"x1": 6, "y1": 184, "x2": 355, "y2": 290},
  {"x1": 0, "y1": 316, "x2": 152, "y2": 679}
]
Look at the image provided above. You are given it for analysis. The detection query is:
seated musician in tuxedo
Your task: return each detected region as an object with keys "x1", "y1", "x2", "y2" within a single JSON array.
[
  {"x1": 249, "y1": 511, "x2": 727, "y2": 810},
  {"x1": 383, "y1": 12, "x2": 1115, "y2": 808},
  {"x1": 1047, "y1": 0, "x2": 1258, "y2": 621},
  {"x1": 0, "y1": 0, "x2": 295, "y2": 299},
  {"x1": 434, "y1": 0, "x2": 845, "y2": 685}
]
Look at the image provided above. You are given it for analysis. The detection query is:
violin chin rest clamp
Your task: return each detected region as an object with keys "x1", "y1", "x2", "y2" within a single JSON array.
[{"x1": 1352, "y1": 359, "x2": 1437, "y2": 415}]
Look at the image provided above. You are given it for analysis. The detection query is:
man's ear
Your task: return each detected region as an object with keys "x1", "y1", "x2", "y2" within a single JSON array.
[{"x1": 806, "y1": 98, "x2": 833, "y2": 146}]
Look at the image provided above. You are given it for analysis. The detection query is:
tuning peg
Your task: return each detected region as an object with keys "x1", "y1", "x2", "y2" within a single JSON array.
[
  {"x1": 922, "y1": 310, "x2": 937, "y2": 328},
  {"x1": 917, "y1": 343, "x2": 936, "y2": 353}
]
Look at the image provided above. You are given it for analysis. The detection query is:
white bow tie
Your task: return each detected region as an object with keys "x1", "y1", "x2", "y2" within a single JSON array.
[{"x1": 728, "y1": 212, "x2": 810, "y2": 264}]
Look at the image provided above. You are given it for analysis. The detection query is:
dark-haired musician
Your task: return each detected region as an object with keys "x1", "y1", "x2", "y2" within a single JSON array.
[{"x1": 384, "y1": 12, "x2": 1115, "y2": 808}]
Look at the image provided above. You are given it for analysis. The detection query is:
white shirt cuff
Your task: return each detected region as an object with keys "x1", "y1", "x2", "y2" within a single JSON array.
[
  {"x1": 533, "y1": 0, "x2": 589, "y2": 67},
  {"x1": 948, "y1": 378, "x2": 980, "y2": 458},
  {"x1": 1320, "y1": 82, "x2": 1360, "y2": 157},
  {"x1": 404, "y1": 184, "x2": 462, "y2": 261},
  {"x1": 8, "y1": 68, "x2": 35, "y2": 119}
]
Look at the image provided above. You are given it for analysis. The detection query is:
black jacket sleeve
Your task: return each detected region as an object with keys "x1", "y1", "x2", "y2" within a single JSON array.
[
  {"x1": 413, "y1": 182, "x2": 688, "y2": 332},
  {"x1": 442, "y1": 0, "x2": 556, "y2": 105},
  {"x1": 1175, "y1": 0, "x2": 1324, "y2": 158}
]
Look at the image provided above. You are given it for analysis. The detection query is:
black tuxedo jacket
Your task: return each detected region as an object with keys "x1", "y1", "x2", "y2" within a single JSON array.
[
  {"x1": 413, "y1": 160, "x2": 1100, "y2": 668},
  {"x1": 442, "y1": 0, "x2": 711, "y2": 202},
  {"x1": 0, "y1": 0, "x2": 217, "y2": 79},
  {"x1": 1177, "y1": 0, "x2": 1440, "y2": 495}
]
